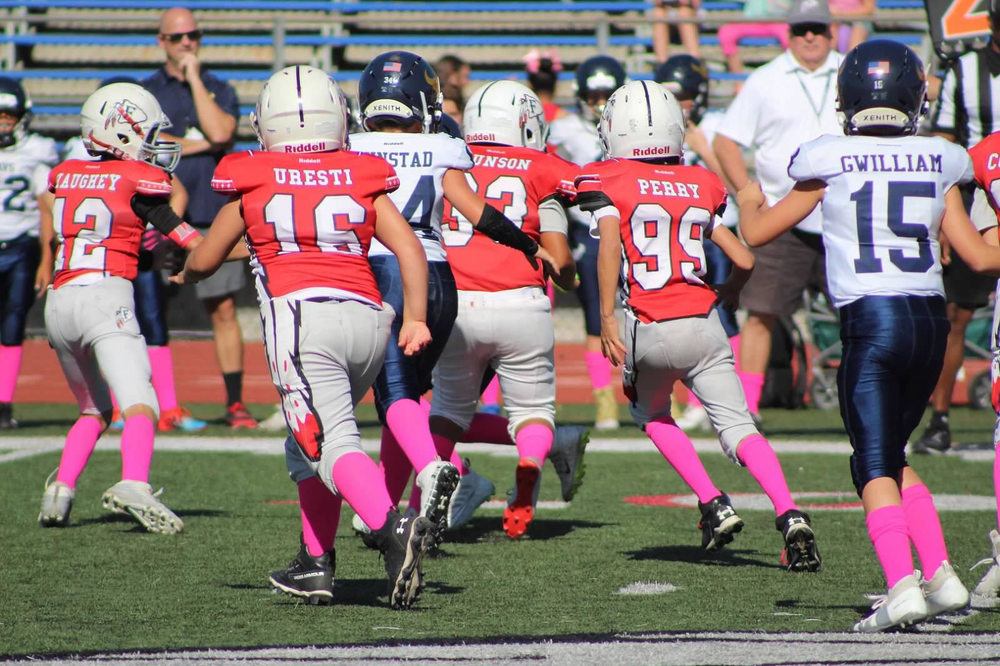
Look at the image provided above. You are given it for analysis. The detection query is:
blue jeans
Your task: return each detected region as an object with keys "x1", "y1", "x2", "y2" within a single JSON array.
[
  {"x1": 0, "y1": 235, "x2": 40, "y2": 345},
  {"x1": 370, "y1": 255, "x2": 457, "y2": 423},
  {"x1": 838, "y1": 295, "x2": 948, "y2": 493}
]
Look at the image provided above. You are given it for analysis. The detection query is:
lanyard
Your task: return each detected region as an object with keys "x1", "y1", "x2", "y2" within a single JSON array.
[{"x1": 793, "y1": 67, "x2": 834, "y2": 121}]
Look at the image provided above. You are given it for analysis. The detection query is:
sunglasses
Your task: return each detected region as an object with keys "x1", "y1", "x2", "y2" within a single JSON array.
[
  {"x1": 790, "y1": 22, "x2": 829, "y2": 37},
  {"x1": 161, "y1": 29, "x2": 203, "y2": 43}
]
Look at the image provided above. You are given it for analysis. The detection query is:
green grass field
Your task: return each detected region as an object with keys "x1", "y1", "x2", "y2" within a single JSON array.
[{"x1": 2, "y1": 405, "x2": 999, "y2": 658}]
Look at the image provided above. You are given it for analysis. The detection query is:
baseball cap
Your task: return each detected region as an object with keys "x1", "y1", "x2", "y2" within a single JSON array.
[{"x1": 787, "y1": 0, "x2": 832, "y2": 26}]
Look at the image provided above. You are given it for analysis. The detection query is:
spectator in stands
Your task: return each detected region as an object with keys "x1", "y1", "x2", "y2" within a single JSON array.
[
  {"x1": 712, "y1": 0, "x2": 842, "y2": 424},
  {"x1": 651, "y1": 0, "x2": 701, "y2": 62},
  {"x1": 829, "y1": 0, "x2": 875, "y2": 53},
  {"x1": 524, "y1": 48, "x2": 569, "y2": 123},
  {"x1": 436, "y1": 54, "x2": 471, "y2": 92},
  {"x1": 716, "y1": 0, "x2": 790, "y2": 76},
  {"x1": 913, "y1": 0, "x2": 1000, "y2": 454},
  {"x1": 441, "y1": 82, "x2": 466, "y2": 127},
  {"x1": 143, "y1": 7, "x2": 257, "y2": 428}
]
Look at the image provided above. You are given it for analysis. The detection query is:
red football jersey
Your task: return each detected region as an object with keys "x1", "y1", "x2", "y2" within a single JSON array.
[
  {"x1": 970, "y1": 133, "x2": 1000, "y2": 236},
  {"x1": 49, "y1": 159, "x2": 172, "y2": 289},
  {"x1": 442, "y1": 144, "x2": 576, "y2": 291},
  {"x1": 212, "y1": 150, "x2": 399, "y2": 303},
  {"x1": 576, "y1": 159, "x2": 727, "y2": 323}
]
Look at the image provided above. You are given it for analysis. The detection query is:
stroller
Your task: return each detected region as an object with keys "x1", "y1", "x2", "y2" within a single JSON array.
[{"x1": 804, "y1": 291, "x2": 995, "y2": 410}]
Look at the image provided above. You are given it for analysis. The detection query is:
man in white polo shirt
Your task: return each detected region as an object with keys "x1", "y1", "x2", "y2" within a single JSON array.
[{"x1": 713, "y1": 0, "x2": 842, "y2": 421}]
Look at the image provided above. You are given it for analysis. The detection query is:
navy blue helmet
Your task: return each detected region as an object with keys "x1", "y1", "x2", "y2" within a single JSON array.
[
  {"x1": 837, "y1": 39, "x2": 926, "y2": 137},
  {"x1": 358, "y1": 50, "x2": 442, "y2": 133},
  {"x1": 654, "y1": 54, "x2": 710, "y2": 125},
  {"x1": 0, "y1": 77, "x2": 31, "y2": 148},
  {"x1": 573, "y1": 55, "x2": 627, "y2": 123}
]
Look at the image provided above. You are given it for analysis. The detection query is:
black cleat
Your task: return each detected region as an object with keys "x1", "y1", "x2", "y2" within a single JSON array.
[
  {"x1": 911, "y1": 421, "x2": 951, "y2": 454},
  {"x1": 373, "y1": 509, "x2": 435, "y2": 610},
  {"x1": 0, "y1": 402, "x2": 18, "y2": 429},
  {"x1": 268, "y1": 543, "x2": 335, "y2": 605},
  {"x1": 697, "y1": 492, "x2": 744, "y2": 551},
  {"x1": 777, "y1": 509, "x2": 821, "y2": 572}
]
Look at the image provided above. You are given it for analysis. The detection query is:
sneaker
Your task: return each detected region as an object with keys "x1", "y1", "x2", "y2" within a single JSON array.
[
  {"x1": 0, "y1": 402, "x2": 18, "y2": 429},
  {"x1": 108, "y1": 409, "x2": 124, "y2": 431},
  {"x1": 447, "y1": 461, "x2": 495, "y2": 530},
  {"x1": 372, "y1": 509, "x2": 434, "y2": 610},
  {"x1": 225, "y1": 402, "x2": 258, "y2": 429},
  {"x1": 101, "y1": 480, "x2": 184, "y2": 534},
  {"x1": 157, "y1": 406, "x2": 207, "y2": 433},
  {"x1": 39, "y1": 478, "x2": 74, "y2": 527},
  {"x1": 853, "y1": 574, "x2": 929, "y2": 632},
  {"x1": 257, "y1": 406, "x2": 288, "y2": 432},
  {"x1": 593, "y1": 386, "x2": 619, "y2": 430},
  {"x1": 922, "y1": 561, "x2": 969, "y2": 617},
  {"x1": 697, "y1": 493, "x2": 744, "y2": 551},
  {"x1": 675, "y1": 405, "x2": 710, "y2": 432},
  {"x1": 911, "y1": 421, "x2": 951, "y2": 454},
  {"x1": 972, "y1": 529, "x2": 1000, "y2": 601},
  {"x1": 415, "y1": 460, "x2": 460, "y2": 540},
  {"x1": 268, "y1": 543, "x2": 335, "y2": 605},
  {"x1": 503, "y1": 459, "x2": 542, "y2": 539},
  {"x1": 776, "y1": 509, "x2": 821, "y2": 572},
  {"x1": 549, "y1": 425, "x2": 589, "y2": 501}
]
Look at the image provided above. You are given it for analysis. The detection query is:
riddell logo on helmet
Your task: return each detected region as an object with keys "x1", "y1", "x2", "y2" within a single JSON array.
[
  {"x1": 633, "y1": 146, "x2": 671, "y2": 156},
  {"x1": 465, "y1": 132, "x2": 496, "y2": 142},
  {"x1": 285, "y1": 142, "x2": 327, "y2": 153}
]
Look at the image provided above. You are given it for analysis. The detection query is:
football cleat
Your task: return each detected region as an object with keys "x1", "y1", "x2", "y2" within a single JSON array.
[
  {"x1": 971, "y1": 529, "x2": 1000, "y2": 602},
  {"x1": 39, "y1": 477, "x2": 74, "y2": 527},
  {"x1": 257, "y1": 406, "x2": 289, "y2": 432},
  {"x1": 910, "y1": 421, "x2": 951, "y2": 454},
  {"x1": 225, "y1": 402, "x2": 258, "y2": 429},
  {"x1": 593, "y1": 386, "x2": 619, "y2": 431},
  {"x1": 415, "y1": 460, "x2": 460, "y2": 541},
  {"x1": 922, "y1": 561, "x2": 969, "y2": 617},
  {"x1": 697, "y1": 493, "x2": 744, "y2": 551},
  {"x1": 372, "y1": 509, "x2": 435, "y2": 610},
  {"x1": 674, "y1": 405, "x2": 710, "y2": 432},
  {"x1": 268, "y1": 543, "x2": 335, "y2": 605},
  {"x1": 447, "y1": 461, "x2": 495, "y2": 530},
  {"x1": 853, "y1": 574, "x2": 928, "y2": 632},
  {"x1": 101, "y1": 480, "x2": 183, "y2": 534},
  {"x1": 0, "y1": 401, "x2": 18, "y2": 429},
  {"x1": 351, "y1": 512, "x2": 382, "y2": 550},
  {"x1": 549, "y1": 425, "x2": 589, "y2": 501},
  {"x1": 776, "y1": 509, "x2": 821, "y2": 572},
  {"x1": 503, "y1": 459, "x2": 542, "y2": 539},
  {"x1": 157, "y1": 406, "x2": 207, "y2": 433}
]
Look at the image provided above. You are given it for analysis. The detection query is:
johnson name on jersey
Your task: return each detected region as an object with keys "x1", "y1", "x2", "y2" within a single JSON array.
[
  {"x1": 443, "y1": 143, "x2": 575, "y2": 292},
  {"x1": 789, "y1": 134, "x2": 973, "y2": 307},
  {"x1": 48, "y1": 159, "x2": 172, "y2": 288},
  {"x1": 211, "y1": 149, "x2": 399, "y2": 305},
  {"x1": 0, "y1": 133, "x2": 59, "y2": 241},
  {"x1": 576, "y1": 159, "x2": 727, "y2": 323},
  {"x1": 349, "y1": 131, "x2": 472, "y2": 262}
]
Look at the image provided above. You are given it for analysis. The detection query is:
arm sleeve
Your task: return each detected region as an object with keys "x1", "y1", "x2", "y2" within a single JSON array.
[
  {"x1": 475, "y1": 204, "x2": 539, "y2": 254},
  {"x1": 131, "y1": 194, "x2": 199, "y2": 248}
]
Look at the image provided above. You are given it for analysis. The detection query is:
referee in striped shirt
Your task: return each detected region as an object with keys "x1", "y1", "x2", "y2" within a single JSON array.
[{"x1": 917, "y1": 1, "x2": 1000, "y2": 454}]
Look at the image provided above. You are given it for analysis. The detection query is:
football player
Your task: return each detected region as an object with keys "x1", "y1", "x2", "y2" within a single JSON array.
[
  {"x1": 581, "y1": 80, "x2": 821, "y2": 569},
  {"x1": 349, "y1": 51, "x2": 557, "y2": 540},
  {"x1": 174, "y1": 66, "x2": 436, "y2": 610},
  {"x1": 38, "y1": 82, "x2": 197, "y2": 534},
  {"x1": 0, "y1": 77, "x2": 58, "y2": 429},
  {"x1": 548, "y1": 55, "x2": 628, "y2": 431},
  {"x1": 738, "y1": 40, "x2": 997, "y2": 631}
]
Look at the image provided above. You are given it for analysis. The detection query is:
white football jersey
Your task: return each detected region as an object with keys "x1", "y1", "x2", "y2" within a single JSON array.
[
  {"x1": 349, "y1": 131, "x2": 473, "y2": 262},
  {"x1": 789, "y1": 134, "x2": 973, "y2": 307},
  {"x1": 688, "y1": 110, "x2": 738, "y2": 229},
  {"x1": 0, "y1": 133, "x2": 59, "y2": 241},
  {"x1": 548, "y1": 113, "x2": 602, "y2": 167}
]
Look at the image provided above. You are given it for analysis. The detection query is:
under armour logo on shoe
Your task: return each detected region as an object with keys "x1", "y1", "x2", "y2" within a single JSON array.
[{"x1": 396, "y1": 516, "x2": 409, "y2": 534}]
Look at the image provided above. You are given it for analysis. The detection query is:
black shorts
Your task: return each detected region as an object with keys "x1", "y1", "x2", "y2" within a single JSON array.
[{"x1": 943, "y1": 251, "x2": 995, "y2": 309}]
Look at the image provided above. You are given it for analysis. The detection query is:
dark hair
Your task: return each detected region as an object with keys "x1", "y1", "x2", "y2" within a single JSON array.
[
  {"x1": 527, "y1": 57, "x2": 559, "y2": 95},
  {"x1": 436, "y1": 54, "x2": 468, "y2": 86}
]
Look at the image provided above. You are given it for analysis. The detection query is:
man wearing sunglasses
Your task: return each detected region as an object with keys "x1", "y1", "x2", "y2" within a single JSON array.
[
  {"x1": 712, "y1": 0, "x2": 841, "y2": 424},
  {"x1": 143, "y1": 8, "x2": 256, "y2": 429}
]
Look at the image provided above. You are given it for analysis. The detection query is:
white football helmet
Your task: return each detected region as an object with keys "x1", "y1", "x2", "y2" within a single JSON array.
[
  {"x1": 251, "y1": 65, "x2": 349, "y2": 153},
  {"x1": 463, "y1": 80, "x2": 548, "y2": 151},
  {"x1": 599, "y1": 80, "x2": 685, "y2": 161},
  {"x1": 80, "y1": 82, "x2": 181, "y2": 171}
]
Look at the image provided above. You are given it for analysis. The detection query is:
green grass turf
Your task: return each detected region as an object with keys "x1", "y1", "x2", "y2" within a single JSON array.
[{"x1": 2, "y1": 434, "x2": 999, "y2": 657}]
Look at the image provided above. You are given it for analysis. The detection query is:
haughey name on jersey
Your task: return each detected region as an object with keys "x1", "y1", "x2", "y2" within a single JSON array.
[
  {"x1": 840, "y1": 152, "x2": 944, "y2": 174},
  {"x1": 53, "y1": 172, "x2": 123, "y2": 190},
  {"x1": 355, "y1": 150, "x2": 434, "y2": 168},
  {"x1": 272, "y1": 168, "x2": 354, "y2": 186}
]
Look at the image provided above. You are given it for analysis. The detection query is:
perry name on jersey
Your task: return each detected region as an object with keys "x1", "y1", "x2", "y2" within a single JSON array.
[
  {"x1": 350, "y1": 131, "x2": 473, "y2": 262},
  {"x1": 0, "y1": 133, "x2": 59, "y2": 241},
  {"x1": 789, "y1": 134, "x2": 973, "y2": 307}
]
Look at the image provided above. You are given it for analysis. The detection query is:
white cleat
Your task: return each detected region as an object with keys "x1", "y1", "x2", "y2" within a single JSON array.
[
  {"x1": 549, "y1": 425, "x2": 589, "y2": 501},
  {"x1": 101, "y1": 480, "x2": 183, "y2": 534},
  {"x1": 853, "y1": 574, "x2": 928, "y2": 632},
  {"x1": 39, "y1": 479, "x2": 75, "y2": 527},
  {"x1": 674, "y1": 405, "x2": 710, "y2": 432},
  {"x1": 257, "y1": 406, "x2": 289, "y2": 432},
  {"x1": 446, "y1": 462, "x2": 495, "y2": 530},
  {"x1": 971, "y1": 529, "x2": 1000, "y2": 604},
  {"x1": 922, "y1": 561, "x2": 969, "y2": 617},
  {"x1": 415, "y1": 460, "x2": 459, "y2": 538}
]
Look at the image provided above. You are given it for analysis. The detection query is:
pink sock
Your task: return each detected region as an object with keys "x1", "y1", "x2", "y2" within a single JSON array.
[
  {"x1": 147, "y1": 346, "x2": 178, "y2": 412},
  {"x1": 994, "y1": 445, "x2": 1000, "y2": 532},
  {"x1": 386, "y1": 399, "x2": 437, "y2": 471},
  {"x1": 432, "y1": 433, "x2": 456, "y2": 466},
  {"x1": 481, "y1": 375, "x2": 501, "y2": 407},
  {"x1": 55, "y1": 416, "x2": 103, "y2": 487},
  {"x1": 740, "y1": 371, "x2": 765, "y2": 415},
  {"x1": 460, "y1": 413, "x2": 513, "y2": 444},
  {"x1": 901, "y1": 484, "x2": 950, "y2": 578},
  {"x1": 730, "y1": 334, "x2": 741, "y2": 369},
  {"x1": 120, "y1": 413, "x2": 154, "y2": 482},
  {"x1": 736, "y1": 434, "x2": 796, "y2": 517},
  {"x1": 378, "y1": 427, "x2": 414, "y2": 505},
  {"x1": 0, "y1": 345, "x2": 23, "y2": 402},
  {"x1": 646, "y1": 418, "x2": 720, "y2": 503},
  {"x1": 450, "y1": 450, "x2": 466, "y2": 473},
  {"x1": 585, "y1": 350, "x2": 611, "y2": 390},
  {"x1": 332, "y1": 451, "x2": 394, "y2": 530},
  {"x1": 298, "y1": 476, "x2": 342, "y2": 557},
  {"x1": 866, "y1": 505, "x2": 915, "y2": 588},
  {"x1": 515, "y1": 423, "x2": 553, "y2": 465}
]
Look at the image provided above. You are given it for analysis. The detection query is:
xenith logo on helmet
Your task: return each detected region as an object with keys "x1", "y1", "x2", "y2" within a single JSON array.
[
  {"x1": 285, "y1": 142, "x2": 327, "y2": 153},
  {"x1": 365, "y1": 100, "x2": 411, "y2": 117},
  {"x1": 465, "y1": 132, "x2": 496, "y2": 142},
  {"x1": 633, "y1": 145, "x2": 672, "y2": 156}
]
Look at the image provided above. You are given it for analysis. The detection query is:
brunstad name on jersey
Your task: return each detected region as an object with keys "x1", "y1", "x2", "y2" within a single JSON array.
[
  {"x1": 840, "y1": 152, "x2": 944, "y2": 174},
  {"x1": 356, "y1": 150, "x2": 435, "y2": 168}
]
